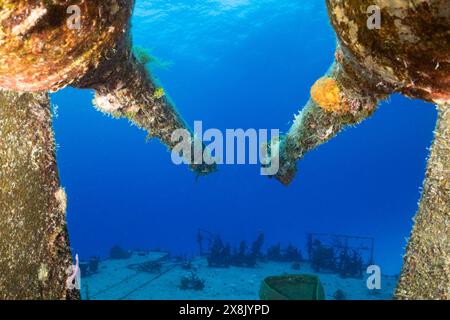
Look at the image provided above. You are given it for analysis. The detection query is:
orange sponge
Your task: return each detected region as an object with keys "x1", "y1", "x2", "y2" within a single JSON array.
[{"x1": 311, "y1": 77, "x2": 348, "y2": 114}]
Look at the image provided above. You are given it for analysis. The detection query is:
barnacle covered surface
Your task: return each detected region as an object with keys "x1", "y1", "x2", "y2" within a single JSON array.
[
  {"x1": 0, "y1": 90, "x2": 78, "y2": 299},
  {"x1": 395, "y1": 104, "x2": 450, "y2": 300},
  {"x1": 90, "y1": 54, "x2": 217, "y2": 176},
  {"x1": 326, "y1": 0, "x2": 450, "y2": 104},
  {"x1": 0, "y1": 0, "x2": 131, "y2": 92}
]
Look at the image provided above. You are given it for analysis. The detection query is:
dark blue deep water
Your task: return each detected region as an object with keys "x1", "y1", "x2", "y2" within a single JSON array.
[{"x1": 52, "y1": 0, "x2": 436, "y2": 277}]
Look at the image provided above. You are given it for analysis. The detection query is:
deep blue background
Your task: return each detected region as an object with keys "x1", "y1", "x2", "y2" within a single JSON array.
[{"x1": 52, "y1": 0, "x2": 436, "y2": 275}]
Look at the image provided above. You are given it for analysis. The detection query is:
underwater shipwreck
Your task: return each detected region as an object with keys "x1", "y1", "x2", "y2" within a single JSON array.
[
  {"x1": 74, "y1": 231, "x2": 395, "y2": 300},
  {"x1": 0, "y1": 0, "x2": 449, "y2": 300}
]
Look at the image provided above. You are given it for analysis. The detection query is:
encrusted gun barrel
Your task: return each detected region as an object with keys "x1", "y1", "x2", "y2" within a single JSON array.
[
  {"x1": 274, "y1": 0, "x2": 449, "y2": 185},
  {"x1": 0, "y1": 0, "x2": 215, "y2": 175},
  {"x1": 327, "y1": 1, "x2": 450, "y2": 300},
  {"x1": 74, "y1": 45, "x2": 216, "y2": 176},
  {"x1": 272, "y1": 0, "x2": 449, "y2": 299},
  {"x1": 273, "y1": 54, "x2": 389, "y2": 185}
]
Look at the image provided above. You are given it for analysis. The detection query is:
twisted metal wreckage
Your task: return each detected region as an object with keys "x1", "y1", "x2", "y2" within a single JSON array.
[{"x1": 0, "y1": 1, "x2": 448, "y2": 299}]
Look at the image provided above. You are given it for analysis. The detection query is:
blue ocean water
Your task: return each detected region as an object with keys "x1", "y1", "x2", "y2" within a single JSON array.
[{"x1": 52, "y1": 0, "x2": 436, "y2": 280}]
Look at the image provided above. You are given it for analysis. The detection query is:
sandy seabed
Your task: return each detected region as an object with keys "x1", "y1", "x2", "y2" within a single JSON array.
[{"x1": 81, "y1": 252, "x2": 396, "y2": 300}]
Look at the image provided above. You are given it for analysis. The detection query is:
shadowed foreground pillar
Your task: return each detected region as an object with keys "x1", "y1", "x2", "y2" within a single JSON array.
[
  {"x1": 0, "y1": 90, "x2": 78, "y2": 299},
  {"x1": 395, "y1": 104, "x2": 450, "y2": 300}
]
